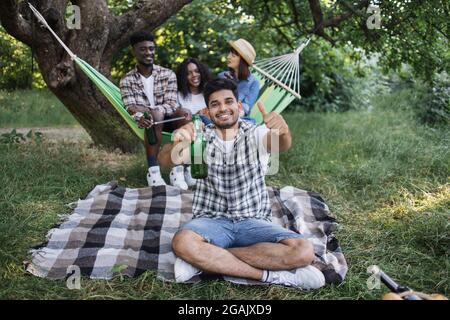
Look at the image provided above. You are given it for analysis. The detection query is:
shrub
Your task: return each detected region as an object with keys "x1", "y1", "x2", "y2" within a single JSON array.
[
  {"x1": 0, "y1": 27, "x2": 45, "y2": 90},
  {"x1": 416, "y1": 72, "x2": 450, "y2": 125},
  {"x1": 291, "y1": 43, "x2": 390, "y2": 113}
]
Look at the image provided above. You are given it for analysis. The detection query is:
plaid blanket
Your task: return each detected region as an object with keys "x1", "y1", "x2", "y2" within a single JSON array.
[{"x1": 26, "y1": 182, "x2": 347, "y2": 285}]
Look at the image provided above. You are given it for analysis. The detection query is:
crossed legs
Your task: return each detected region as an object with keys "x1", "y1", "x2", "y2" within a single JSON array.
[{"x1": 172, "y1": 229, "x2": 315, "y2": 281}]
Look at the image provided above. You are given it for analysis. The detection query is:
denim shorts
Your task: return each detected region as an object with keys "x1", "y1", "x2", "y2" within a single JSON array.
[{"x1": 179, "y1": 217, "x2": 303, "y2": 248}]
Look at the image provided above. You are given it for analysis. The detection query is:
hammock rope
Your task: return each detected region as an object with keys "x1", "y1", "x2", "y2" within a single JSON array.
[
  {"x1": 252, "y1": 37, "x2": 311, "y2": 101},
  {"x1": 28, "y1": 4, "x2": 77, "y2": 60}
]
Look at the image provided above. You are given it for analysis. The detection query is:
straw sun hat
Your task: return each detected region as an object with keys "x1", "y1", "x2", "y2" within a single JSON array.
[{"x1": 228, "y1": 38, "x2": 256, "y2": 66}]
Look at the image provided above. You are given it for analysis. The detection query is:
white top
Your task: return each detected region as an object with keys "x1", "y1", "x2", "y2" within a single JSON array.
[
  {"x1": 216, "y1": 125, "x2": 270, "y2": 174},
  {"x1": 177, "y1": 92, "x2": 206, "y2": 114},
  {"x1": 140, "y1": 74, "x2": 155, "y2": 106}
]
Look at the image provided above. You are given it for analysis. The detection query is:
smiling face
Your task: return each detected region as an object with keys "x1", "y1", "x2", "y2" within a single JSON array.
[
  {"x1": 186, "y1": 62, "x2": 201, "y2": 91},
  {"x1": 132, "y1": 40, "x2": 155, "y2": 67},
  {"x1": 208, "y1": 89, "x2": 242, "y2": 129},
  {"x1": 226, "y1": 49, "x2": 241, "y2": 70}
]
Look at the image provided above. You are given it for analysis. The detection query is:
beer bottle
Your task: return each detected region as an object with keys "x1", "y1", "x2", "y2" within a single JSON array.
[
  {"x1": 143, "y1": 112, "x2": 157, "y2": 145},
  {"x1": 190, "y1": 115, "x2": 208, "y2": 179}
]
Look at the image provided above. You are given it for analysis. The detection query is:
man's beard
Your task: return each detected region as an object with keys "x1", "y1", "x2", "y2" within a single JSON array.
[
  {"x1": 214, "y1": 118, "x2": 238, "y2": 129},
  {"x1": 141, "y1": 61, "x2": 153, "y2": 67}
]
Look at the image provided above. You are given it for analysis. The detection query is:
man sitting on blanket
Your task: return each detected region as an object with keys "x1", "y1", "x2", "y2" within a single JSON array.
[{"x1": 158, "y1": 78, "x2": 325, "y2": 289}]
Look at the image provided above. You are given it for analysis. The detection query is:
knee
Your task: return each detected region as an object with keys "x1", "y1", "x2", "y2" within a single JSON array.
[
  {"x1": 283, "y1": 238, "x2": 315, "y2": 268},
  {"x1": 175, "y1": 108, "x2": 192, "y2": 125},
  {"x1": 176, "y1": 108, "x2": 191, "y2": 118},
  {"x1": 151, "y1": 109, "x2": 165, "y2": 122},
  {"x1": 172, "y1": 229, "x2": 201, "y2": 260}
]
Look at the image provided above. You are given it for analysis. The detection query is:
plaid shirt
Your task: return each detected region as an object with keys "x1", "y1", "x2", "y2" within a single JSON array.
[
  {"x1": 192, "y1": 121, "x2": 272, "y2": 221},
  {"x1": 119, "y1": 65, "x2": 178, "y2": 116}
]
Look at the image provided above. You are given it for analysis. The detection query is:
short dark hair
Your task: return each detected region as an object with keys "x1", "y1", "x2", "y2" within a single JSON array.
[
  {"x1": 129, "y1": 31, "x2": 155, "y2": 47},
  {"x1": 203, "y1": 78, "x2": 239, "y2": 107},
  {"x1": 176, "y1": 58, "x2": 211, "y2": 99},
  {"x1": 230, "y1": 48, "x2": 250, "y2": 81}
]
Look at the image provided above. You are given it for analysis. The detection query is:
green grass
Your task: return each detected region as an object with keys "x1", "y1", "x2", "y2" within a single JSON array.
[
  {"x1": 0, "y1": 88, "x2": 448, "y2": 299},
  {"x1": 0, "y1": 89, "x2": 77, "y2": 127}
]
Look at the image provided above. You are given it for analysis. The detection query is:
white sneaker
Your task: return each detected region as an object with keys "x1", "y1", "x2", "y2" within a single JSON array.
[
  {"x1": 174, "y1": 257, "x2": 202, "y2": 282},
  {"x1": 147, "y1": 166, "x2": 167, "y2": 187},
  {"x1": 270, "y1": 265, "x2": 325, "y2": 290},
  {"x1": 170, "y1": 165, "x2": 188, "y2": 190},
  {"x1": 184, "y1": 166, "x2": 197, "y2": 187}
]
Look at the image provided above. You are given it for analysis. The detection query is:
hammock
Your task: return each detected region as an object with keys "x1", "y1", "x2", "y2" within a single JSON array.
[
  {"x1": 251, "y1": 40, "x2": 308, "y2": 123},
  {"x1": 29, "y1": 4, "x2": 307, "y2": 143}
]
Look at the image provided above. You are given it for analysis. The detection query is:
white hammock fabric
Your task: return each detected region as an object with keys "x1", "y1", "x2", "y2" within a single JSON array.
[{"x1": 253, "y1": 38, "x2": 310, "y2": 100}]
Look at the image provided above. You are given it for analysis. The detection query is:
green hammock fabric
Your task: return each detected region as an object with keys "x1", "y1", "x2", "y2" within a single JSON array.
[
  {"x1": 250, "y1": 72, "x2": 296, "y2": 124},
  {"x1": 76, "y1": 58, "x2": 171, "y2": 143},
  {"x1": 75, "y1": 57, "x2": 295, "y2": 144}
]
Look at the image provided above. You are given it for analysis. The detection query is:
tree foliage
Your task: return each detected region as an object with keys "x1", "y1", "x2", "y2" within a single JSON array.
[
  {"x1": 0, "y1": 26, "x2": 44, "y2": 90},
  {"x1": 233, "y1": 0, "x2": 449, "y2": 81},
  {"x1": 108, "y1": 0, "x2": 448, "y2": 114},
  {"x1": 110, "y1": 0, "x2": 259, "y2": 81}
]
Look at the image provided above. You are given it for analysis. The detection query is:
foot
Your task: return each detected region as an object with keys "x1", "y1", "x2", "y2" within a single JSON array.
[
  {"x1": 184, "y1": 166, "x2": 197, "y2": 187},
  {"x1": 147, "y1": 166, "x2": 167, "y2": 187},
  {"x1": 174, "y1": 257, "x2": 202, "y2": 282},
  {"x1": 269, "y1": 265, "x2": 325, "y2": 290},
  {"x1": 170, "y1": 165, "x2": 188, "y2": 190}
]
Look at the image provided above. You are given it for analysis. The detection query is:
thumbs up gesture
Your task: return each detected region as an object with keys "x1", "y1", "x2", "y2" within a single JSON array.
[{"x1": 257, "y1": 102, "x2": 289, "y2": 136}]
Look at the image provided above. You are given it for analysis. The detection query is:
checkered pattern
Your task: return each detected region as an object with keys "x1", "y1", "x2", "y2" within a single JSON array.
[
  {"x1": 119, "y1": 65, "x2": 178, "y2": 116},
  {"x1": 25, "y1": 182, "x2": 347, "y2": 285},
  {"x1": 193, "y1": 121, "x2": 272, "y2": 220}
]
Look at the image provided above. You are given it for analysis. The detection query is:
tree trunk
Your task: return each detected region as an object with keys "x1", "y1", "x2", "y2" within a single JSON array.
[
  {"x1": 48, "y1": 75, "x2": 141, "y2": 152},
  {"x1": 0, "y1": 0, "x2": 192, "y2": 152},
  {"x1": 33, "y1": 1, "x2": 139, "y2": 152}
]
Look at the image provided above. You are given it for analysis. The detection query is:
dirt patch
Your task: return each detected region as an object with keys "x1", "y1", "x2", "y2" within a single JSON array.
[
  {"x1": 0, "y1": 127, "x2": 92, "y2": 142},
  {"x1": 0, "y1": 127, "x2": 141, "y2": 170}
]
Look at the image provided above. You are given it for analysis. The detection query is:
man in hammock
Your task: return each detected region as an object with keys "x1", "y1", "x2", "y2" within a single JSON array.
[
  {"x1": 158, "y1": 78, "x2": 325, "y2": 289},
  {"x1": 120, "y1": 31, "x2": 192, "y2": 189}
]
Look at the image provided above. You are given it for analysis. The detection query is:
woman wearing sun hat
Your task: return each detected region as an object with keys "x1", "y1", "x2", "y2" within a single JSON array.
[{"x1": 218, "y1": 38, "x2": 259, "y2": 121}]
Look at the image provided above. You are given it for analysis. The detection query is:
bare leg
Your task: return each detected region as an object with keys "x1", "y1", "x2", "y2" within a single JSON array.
[
  {"x1": 227, "y1": 238, "x2": 314, "y2": 271},
  {"x1": 173, "y1": 230, "x2": 263, "y2": 280},
  {"x1": 172, "y1": 230, "x2": 314, "y2": 280}
]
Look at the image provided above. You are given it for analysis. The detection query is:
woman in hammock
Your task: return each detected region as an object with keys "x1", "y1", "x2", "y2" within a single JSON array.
[
  {"x1": 218, "y1": 38, "x2": 259, "y2": 123},
  {"x1": 176, "y1": 57, "x2": 212, "y2": 125},
  {"x1": 175, "y1": 58, "x2": 211, "y2": 187}
]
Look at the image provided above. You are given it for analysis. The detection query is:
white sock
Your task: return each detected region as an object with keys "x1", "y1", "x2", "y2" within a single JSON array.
[
  {"x1": 172, "y1": 165, "x2": 184, "y2": 174},
  {"x1": 149, "y1": 165, "x2": 161, "y2": 174},
  {"x1": 261, "y1": 270, "x2": 273, "y2": 283}
]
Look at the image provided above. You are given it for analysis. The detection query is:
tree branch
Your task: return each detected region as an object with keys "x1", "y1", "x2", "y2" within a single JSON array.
[
  {"x1": 0, "y1": 0, "x2": 33, "y2": 46},
  {"x1": 70, "y1": 0, "x2": 110, "y2": 64},
  {"x1": 430, "y1": 22, "x2": 449, "y2": 40},
  {"x1": 337, "y1": 0, "x2": 370, "y2": 20},
  {"x1": 288, "y1": 0, "x2": 304, "y2": 33},
  {"x1": 1, "y1": 0, "x2": 72, "y2": 49},
  {"x1": 104, "y1": 0, "x2": 193, "y2": 62},
  {"x1": 307, "y1": 0, "x2": 370, "y2": 44},
  {"x1": 263, "y1": 1, "x2": 295, "y2": 49}
]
